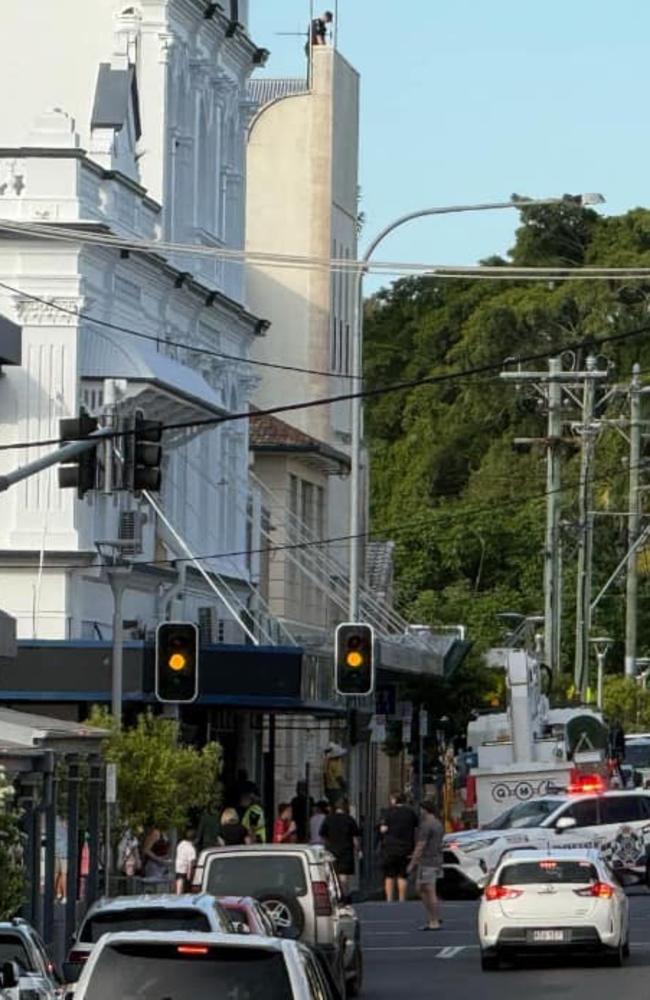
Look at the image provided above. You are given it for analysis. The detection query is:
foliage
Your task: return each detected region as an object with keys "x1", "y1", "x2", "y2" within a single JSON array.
[
  {"x1": 0, "y1": 767, "x2": 25, "y2": 919},
  {"x1": 87, "y1": 707, "x2": 222, "y2": 831},
  {"x1": 602, "y1": 676, "x2": 650, "y2": 732},
  {"x1": 364, "y1": 204, "x2": 650, "y2": 728}
]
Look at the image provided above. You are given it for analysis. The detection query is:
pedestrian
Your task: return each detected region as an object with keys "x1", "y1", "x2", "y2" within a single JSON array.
[
  {"x1": 320, "y1": 797, "x2": 361, "y2": 893},
  {"x1": 379, "y1": 792, "x2": 418, "y2": 902},
  {"x1": 323, "y1": 743, "x2": 347, "y2": 807},
  {"x1": 142, "y1": 826, "x2": 171, "y2": 882},
  {"x1": 310, "y1": 10, "x2": 333, "y2": 46},
  {"x1": 291, "y1": 781, "x2": 313, "y2": 842},
  {"x1": 196, "y1": 799, "x2": 223, "y2": 852},
  {"x1": 174, "y1": 828, "x2": 197, "y2": 894},
  {"x1": 117, "y1": 826, "x2": 142, "y2": 878},
  {"x1": 408, "y1": 799, "x2": 444, "y2": 931},
  {"x1": 220, "y1": 807, "x2": 251, "y2": 846},
  {"x1": 273, "y1": 803, "x2": 297, "y2": 844},
  {"x1": 309, "y1": 800, "x2": 329, "y2": 845},
  {"x1": 54, "y1": 815, "x2": 68, "y2": 903},
  {"x1": 239, "y1": 784, "x2": 267, "y2": 843}
]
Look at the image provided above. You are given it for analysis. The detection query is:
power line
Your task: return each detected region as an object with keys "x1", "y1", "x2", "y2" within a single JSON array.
[
  {"x1": 1, "y1": 319, "x2": 649, "y2": 454},
  {"x1": 0, "y1": 279, "x2": 360, "y2": 381}
]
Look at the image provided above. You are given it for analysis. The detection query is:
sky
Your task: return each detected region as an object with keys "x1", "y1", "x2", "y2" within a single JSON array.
[{"x1": 250, "y1": 0, "x2": 650, "y2": 293}]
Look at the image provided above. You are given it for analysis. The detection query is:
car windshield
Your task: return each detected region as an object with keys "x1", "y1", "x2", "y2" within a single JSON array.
[
  {"x1": 80, "y1": 909, "x2": 211, "y2": 943},
  {"x1": 500, "y1": 860, "x2": 599, "y2": 885},
  {"x1": 86, "y1": 942, "x2": 292, "y2": 1000},
  {"x1": 0, "y1": 934, "x2": 34, "y2": 972},
  {"x1": 206, "y1": 856, "x2": 307, "y2": 898},
  {"x1": 625, "y1": 743, "x2": 650, "y2": 768},
  {"x1": 483, "y1": 798, "x2": 564, "y2": 830}
]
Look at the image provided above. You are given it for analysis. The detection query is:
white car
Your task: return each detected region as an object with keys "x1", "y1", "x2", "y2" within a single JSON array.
[
  {"x1": 443, "y1": 787, "x2": 650, "y2": 896},
  {"x1": 478, "y1": 849, "x2": 630, "y2": 970},
  {"x1": 71, "y1": 930, "x2": 340, "y2": 1000}
]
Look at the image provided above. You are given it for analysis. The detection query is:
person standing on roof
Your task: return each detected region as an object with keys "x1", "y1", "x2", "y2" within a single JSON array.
[{"x1": 311, "y1": 10, "x2": 333, "y2": 46}]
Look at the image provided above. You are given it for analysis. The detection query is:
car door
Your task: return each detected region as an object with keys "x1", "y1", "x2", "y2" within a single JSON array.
[
  {"x1": 597, "y1": 796, "x2": 649, "y2": 871},
  {"x1": 547, "y1": 797, "x2": 600, "y2": 848},
  {"x1": 326, "y1": 864, "x2": 356, "y2": 967}
]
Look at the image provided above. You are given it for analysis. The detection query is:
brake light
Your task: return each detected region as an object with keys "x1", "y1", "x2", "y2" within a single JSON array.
[
  {"x1": 66, "y1": 951, "x2": 88, "y2": 964},
  {"x1": 312, "y1": 881, "x2": 332, "y2": 916},
  {"x1": 574, "y1": 882, "x2": 614, "y2": 899},
  {"x1": 177, "y1": 945, "x2": 209, "y2": 955},
  {"x1": 484, "y1": 885, "x2": 523, "y2": 901}
]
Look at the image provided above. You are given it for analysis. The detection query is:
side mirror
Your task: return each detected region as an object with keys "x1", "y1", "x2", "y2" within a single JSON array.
[
  {"x1": 555, "y1": 816, "x2": 577, "y2": 833},
  {"x1": 1, "y1": 961, "x2": 20, "y2": 990}
]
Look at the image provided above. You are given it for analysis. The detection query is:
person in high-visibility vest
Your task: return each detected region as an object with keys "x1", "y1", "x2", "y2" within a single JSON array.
[{"x1": 239, "y1": 786, "x2": 267, "y2": 843}]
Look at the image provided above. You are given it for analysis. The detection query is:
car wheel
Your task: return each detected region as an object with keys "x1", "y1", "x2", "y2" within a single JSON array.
[
  {"x1": 480, "y1": 951, "x2": 499, "y2": 972},
  {"x1": 258, "y1": 892, "x2": 305, "y2": 937},
  {"x1": 623, "y1": 937, "x2": 630, "y2": 959},
  {"x1": 606, "y1": 940, "x2": 624, "y2": 967},
  {"x1": 346, "y1": 949, "x2": 363, "y2": 997}
]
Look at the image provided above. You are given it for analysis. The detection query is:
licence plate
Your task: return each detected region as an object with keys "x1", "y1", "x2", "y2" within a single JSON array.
[{"x1": 529, "y1": 929, "x2": 568, "y2": 943}]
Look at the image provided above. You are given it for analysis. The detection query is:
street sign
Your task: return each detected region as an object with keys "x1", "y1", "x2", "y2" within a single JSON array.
[
  {"x1": 419, "y1": 708, "x2": 429, "y2": 737},
  {"x1": 106, "y1": 762, "x2": 117, "y2": 804}
]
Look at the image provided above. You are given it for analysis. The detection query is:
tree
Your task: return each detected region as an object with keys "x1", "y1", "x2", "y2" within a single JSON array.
[
  {"x1": 364, "y1": 204, "x2": 650, "y2": 709},
  {"x1": 87, "y1": 708, "x2": 222, "y2": 831},
  {"x1": 0, "y1": 766, "x2": 25, "y2": 919}
]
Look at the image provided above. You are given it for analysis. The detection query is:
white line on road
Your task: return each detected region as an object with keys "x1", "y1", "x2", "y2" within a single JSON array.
[
  {"x1": 437, "y1": 947, "x2": 465, "y2": 959},
  {"x1": 365, "y1": 945, "x2": 479, "y2": 953}
]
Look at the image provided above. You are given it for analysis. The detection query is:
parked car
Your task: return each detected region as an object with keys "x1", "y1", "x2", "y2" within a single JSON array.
[
  {"x1": 71, "y1": 931, "x2": 340, "y2": 1000},
  {"x1": 192, "y1": 844, "x2": 362, "y2": 996},
  {"x1": 63, "y1": 893, "x2": 234, "y2": 982},
  {"x1": 478, "y1": 848, "x2": 630, "y2": 970},
  {"x1": 215, "y1": 896, "x2": 276, "y2": 937},
  {"x1": 0, "y1": 918, "x2": 62, "y2": 1000},
  {"x1": 444, "y1": 787, "x2": 650, "y2": 896},
  {"x1": 0, "y1": 961, "x2": 20, "y2": 1000}
]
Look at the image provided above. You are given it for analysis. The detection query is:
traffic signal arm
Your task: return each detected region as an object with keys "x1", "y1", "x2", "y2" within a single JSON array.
[{"x1": 0, "y1": 426, "x2": 111, "y2": 494}]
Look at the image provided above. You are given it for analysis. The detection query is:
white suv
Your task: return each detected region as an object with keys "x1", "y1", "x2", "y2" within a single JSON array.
[
  {"x1": 444, "y1": 789, "x2": 650, "y2": 895},
  {"x1": 192, "y1": 843, "x2": 362, "y2": 996}
]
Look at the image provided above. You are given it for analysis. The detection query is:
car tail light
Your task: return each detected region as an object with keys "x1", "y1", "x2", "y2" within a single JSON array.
[
  {"x1": 484, "y1": 885, "x2": 523, "y2": 902},
  {"x1": 574, "y1": 882, "x2": 614, "y2": 899},
  {"x1": 312, "y1": 881, "x2": 332, "y2": 916},
  {"x1": 66, "y1": 950, "x2": 88, "y2": 965},
  {"x1": 177, "y1": 945, "x2": 209, "y2": 955}
]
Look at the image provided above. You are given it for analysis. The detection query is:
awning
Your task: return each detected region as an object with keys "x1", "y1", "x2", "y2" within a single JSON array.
[{"x1": 80, "y1": 328, "x2": 227, "y2": 419}]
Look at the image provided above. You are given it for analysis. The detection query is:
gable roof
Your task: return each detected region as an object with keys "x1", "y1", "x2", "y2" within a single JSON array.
[
  {"x1": 91, "y1": 63, "x2": 142, "y2": 140},
  {"x1": 250, "y1": 412, "x2": 350, "y2": 471}
]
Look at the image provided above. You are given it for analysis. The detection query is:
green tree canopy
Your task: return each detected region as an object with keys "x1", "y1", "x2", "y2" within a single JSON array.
[{"x1": 0, "y1": 767, "x2": 25, "y2": 919}]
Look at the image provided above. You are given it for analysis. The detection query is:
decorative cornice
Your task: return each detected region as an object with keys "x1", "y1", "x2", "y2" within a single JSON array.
[{"x1": 14, "y1": 296, "x2": 85, "y2": 327}]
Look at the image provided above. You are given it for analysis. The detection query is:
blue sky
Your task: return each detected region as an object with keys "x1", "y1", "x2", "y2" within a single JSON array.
[{"x1": 250, "y1": 1, "x2": 650, "y2": 292}]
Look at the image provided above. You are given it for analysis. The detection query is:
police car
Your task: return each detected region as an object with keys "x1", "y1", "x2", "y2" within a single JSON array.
[{"x1": 443, "y1": 779, "x2": 650, "y2": 896}]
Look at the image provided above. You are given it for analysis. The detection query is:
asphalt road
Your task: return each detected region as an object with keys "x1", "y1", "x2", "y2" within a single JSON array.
[{"x1": 359, "y1": 891, "x2": 650, "y2": 999}]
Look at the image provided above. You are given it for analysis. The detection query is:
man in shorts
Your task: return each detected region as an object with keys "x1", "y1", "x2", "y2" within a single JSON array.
[
  {"x1": 408, "y1": 799, "x2": 444, "y2": 930},
  {"x1": 379, "y1": 792, "x2": 418, "y2": 902}
]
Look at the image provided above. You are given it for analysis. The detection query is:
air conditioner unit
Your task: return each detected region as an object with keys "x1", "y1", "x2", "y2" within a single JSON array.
[
  {"x1": 118, "y1": 510, "x2": 144, "y2": 555},
  {"x1": 198, "y1": 606, "x2": 217, "y2": 645}
]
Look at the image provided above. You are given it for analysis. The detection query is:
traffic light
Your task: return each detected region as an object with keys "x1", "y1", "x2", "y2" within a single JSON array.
[
  {"x1": 125, "y1": 410, "x2": 163, "y2": 493},
  {"x1": 335, "y1": 622, "x2": 375, "y2": 696},
  {"x1": 58, "y1": 409, "x2": 99, "y2": 497},
  {"x1": 155, "y1": 622, "x2": 199, "y2": 704}
]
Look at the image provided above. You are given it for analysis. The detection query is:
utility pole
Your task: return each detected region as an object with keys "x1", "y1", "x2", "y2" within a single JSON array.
[
  {"x1": 574, "y1": 355, "x2": 598, "y2": 697},
  {"x1": 625, "y1": 364, "x2": 642, "y2": 678},
  {"x1": 544, "y1": 357, "x2": 563, "y2": 675}
]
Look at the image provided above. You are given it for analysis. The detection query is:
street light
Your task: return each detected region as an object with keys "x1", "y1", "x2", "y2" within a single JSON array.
[
  {"x1": 590, "y1": 636, "x2": 612, "y2": 710},
  {"x1": 347, "y1": 192, "x2": 606, "y2": 619}
]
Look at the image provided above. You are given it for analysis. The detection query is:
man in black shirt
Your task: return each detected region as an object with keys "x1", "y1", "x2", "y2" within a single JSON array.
[
  {"x1": 310, "y1": 11, "x2": 333, "y2": 46},
  {"x1": 379, "y1": 792, "x2": 418, "y2": 902},
  {"x1": 321, "y1": 798, "x2": 361, "y2": 893}
]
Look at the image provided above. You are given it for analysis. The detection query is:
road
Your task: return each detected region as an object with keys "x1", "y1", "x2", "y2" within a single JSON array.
[{"x1": 359, "y1": 891, "x2": 650, "y2": 999}]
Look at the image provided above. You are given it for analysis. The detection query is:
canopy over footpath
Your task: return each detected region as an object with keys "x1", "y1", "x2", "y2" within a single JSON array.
[{"x1": 364, "y1": 202, "x2": 650, "y2": 722}]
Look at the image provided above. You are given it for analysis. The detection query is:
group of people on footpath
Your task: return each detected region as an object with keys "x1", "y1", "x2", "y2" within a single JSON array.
[{"x1": 378, "y1": 793, "x2": 444, "y2": 931}]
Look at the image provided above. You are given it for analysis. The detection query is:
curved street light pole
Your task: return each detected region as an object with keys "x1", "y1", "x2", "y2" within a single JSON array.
[{"x1": 347, "y1": 193, "x2": 605, "y2": 621}]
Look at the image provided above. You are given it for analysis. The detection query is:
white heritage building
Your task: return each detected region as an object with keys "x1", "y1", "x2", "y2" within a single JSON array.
[{"x1": 0, "y1": 1, "x2": 270, "y2": 648}]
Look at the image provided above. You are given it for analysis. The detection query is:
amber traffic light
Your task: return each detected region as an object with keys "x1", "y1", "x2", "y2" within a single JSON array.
[
  {"x1": 335, "y1": 622, "x2": 375, "y2": 696},
  {"x1": 155, "y1": 622, "x2": 199, "y2": 703}
]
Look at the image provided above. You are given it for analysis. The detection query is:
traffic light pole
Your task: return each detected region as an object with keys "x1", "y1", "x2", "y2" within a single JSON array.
[
  {"x1": 108, "y1": 565, "x2": 132, "y2": 727},
  {"x1": 0, "y1": 427, "x2": 112, "y2": 492}
]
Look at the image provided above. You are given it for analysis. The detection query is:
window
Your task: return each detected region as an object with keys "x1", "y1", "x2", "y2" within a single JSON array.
[
  {"x1": 0, "y1": 935, "x2": 33, "y2": 971},
  {"x1": 599, "y1": 796, "x2": 644, "y2": 825},
  {"x1": 557, "y1": 799, "x2": 599, "y2": 828},
  {"x1": 87, "y1": 942, "x2": 292, "y2": 1000},
  {"x1": 484, "y1": 798, "x2": 564, "y2": 830},
  {"x1": 206, "y1": 855, "x2": 307, "y2": 898},
  {"x1": 80, "y1": 909, "x2": 211, "y2": 943},
  {"x1": 500, "y1": 861, "x2": 598, "y2": 886}
]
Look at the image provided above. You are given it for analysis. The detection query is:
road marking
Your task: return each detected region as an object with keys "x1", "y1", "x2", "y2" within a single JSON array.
[
  {"x1": 437, "y1": 946, "x2": 465, "y2": 959},
  {"x1": 366, "y1": 944, "x2": 478, "y2": 953}
]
